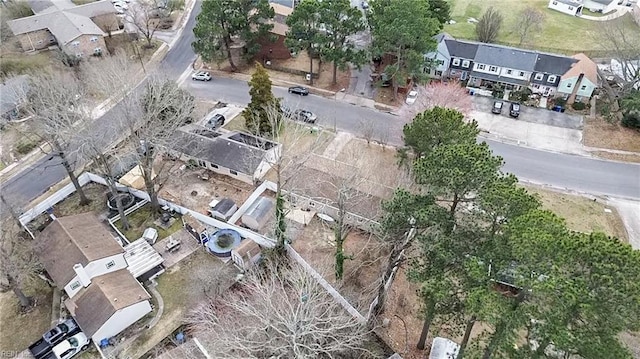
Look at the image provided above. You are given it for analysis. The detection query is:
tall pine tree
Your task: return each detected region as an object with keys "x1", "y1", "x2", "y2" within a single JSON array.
[{"x1": 243, "y1": 63, "x2": 280, "y2": 135}]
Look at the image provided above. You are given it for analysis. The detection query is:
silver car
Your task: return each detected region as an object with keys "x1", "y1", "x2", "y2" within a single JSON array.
[{"x1": 191, "y1": 71, "x2": 212, "y2": 81}]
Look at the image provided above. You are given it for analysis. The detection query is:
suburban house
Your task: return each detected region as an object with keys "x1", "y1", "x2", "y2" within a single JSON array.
[
  {"x1": 35, "y1": 213, "x2": 128, "y2": 299},
  {"x1": 170, "y1": 127, "x2": 280, "y2": 185},
  {"x1": 424, "y1": 33, "x2": 452, "y2": 79},
  {"x1": 7, "y1": 0, "x2": 118, "y2": 57},
  {"x1": 35, "y1": 213, "x2": 152, "y2": 343},
  {"x1": 436, "y1": 37, "x2": 597, "y2": 101},
  {"x1": 547, "y1": 0, "x2": 617, "y2": 16},
  {"x1": 255, "y1": 3, "x2": 293, "y2": 61},
  {"x1": 556, "y1": 53, "x2": 599, "y2": 103},
  {"x1": 65, "y1": 269, "x2": 152, "y2": 343},
  {"x1": 1, "y1": 75, "x2": 29, "y2": 123}
]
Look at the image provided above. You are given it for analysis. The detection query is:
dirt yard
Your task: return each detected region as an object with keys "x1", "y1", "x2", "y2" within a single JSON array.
[
  {"x1": 159, "y1": 166, "x2": 254, "y2": 215},
  {"x1": 51, "y1": 183, "x2": 110, "y2": 218},
  {"x1": 583, "y1": 117, "x2": 640, "y2": 162},
  {"x1": 0, "y1": 120, "x2": 39, "y2": 168}
]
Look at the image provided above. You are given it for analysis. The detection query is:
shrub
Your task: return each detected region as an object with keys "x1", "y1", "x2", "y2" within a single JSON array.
[
  {"x1": 554, "y1": 97, "x2": 567, "y2": 107},
  {"x1": 16, "y1": 140, "x2": 37, "y2": 155},
  {"x1": 572, "y1": 101, "x2": 586, "y2": 110},
  {"x1": 621, "y1": 112, "x2": 640, "y2": 130}
]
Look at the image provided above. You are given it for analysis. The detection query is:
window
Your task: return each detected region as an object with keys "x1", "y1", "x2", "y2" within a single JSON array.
[
  {"x1": 519, "y1": 71, "x2": 525, "y2": 77},
  {"x1": 210, "y1": 164, "x2": 219, "y2": 169},
  {"x1": 90, "y1": 36, "x2": 98, "y2": 42},
  {"x1": 452, "y1": 58, "x2": 461, "y2": 66},
  {"x1": 566, "y1": 83, "x2": 572, "y2": 88},
  {"x1": 435, "y1": 70, "x2": 442, "y2": 77},
  {"x1": 477, "y1": 64, "x2": 486, "y2": 70},
  {"x1": 94, "y1": 47, "x2": 102, "y2": 55},
  {"x1": 106, "y1": 260, "x2": 116, "y2": 269},
  {"x1": 489, "y1": 66, "x2": 497, "y2": 72},
  {"x1": 568, "y1": 6, "x2": 573, "y2": 10},
  {"x1": 49, "y1": 37, "x2": 55, "y2": 42},
  {"x1": 547, "y1": 75, "x2": 557, "y2": 83},
  {"x1": 229, "y1": 170, "x2": 238, "y2": 176},
  {"x1": 580, "y1": 85, "x2": 587, "y2": 90},
  {"x1": 553, "y1": 1, "x2": 558, "y2": 4},
  {"x1": 506, "y1": 69, "x2": 512, "y2": 75},
  {"x1": 462, "y1": 60, "x2": 470, "y2": 68},
  {"x1": 75, "y1": 52, "x2": 83, "y2": 58},
  {"x1": 534, "y1": 73, "x2": 544, "y2": 81},
  {"x1": 71, "y1": 41, "x2": 80, "y2": 47},
  {"x1": 70, "y1": 281, "x2": 81, "y2": 290}
]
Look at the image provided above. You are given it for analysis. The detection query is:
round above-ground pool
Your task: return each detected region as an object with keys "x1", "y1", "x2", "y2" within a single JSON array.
[{"x1": 206, "y1": 228, "x2": 242, "y2": 257}]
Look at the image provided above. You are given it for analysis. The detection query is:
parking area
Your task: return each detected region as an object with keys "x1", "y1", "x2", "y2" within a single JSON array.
[{"x1": 471, "y1": 95, "x2": 584, "y2": 130}]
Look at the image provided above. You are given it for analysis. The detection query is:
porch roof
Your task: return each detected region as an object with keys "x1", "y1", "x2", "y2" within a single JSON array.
[{"x1": 469, "y1": 71, "x2": 529, "y2": 86}]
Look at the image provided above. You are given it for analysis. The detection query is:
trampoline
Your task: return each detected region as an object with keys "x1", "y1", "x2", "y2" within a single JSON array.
[
  {"x1": 205, "y1": 228, "x2": 242, "y2": 257},
  {"x1": 107, "y1": 192, "x2": 135, "y2": 211}
]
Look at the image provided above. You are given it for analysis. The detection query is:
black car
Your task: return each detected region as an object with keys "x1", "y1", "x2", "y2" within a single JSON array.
[
  {"x1": 288, "y1": 86, "x2": 309, "y2": 96},
  {"x1": 509, "y1": 103, "x2": 521, "y2": 118}
]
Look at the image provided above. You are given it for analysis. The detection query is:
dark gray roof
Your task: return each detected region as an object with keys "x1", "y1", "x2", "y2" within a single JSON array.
[
  {"x1": 171, "y1": 129, "x2": 272, "y2": 175},
  {"x1": 444, "y1": 39, "x2": 478, "y2": 59},
  {"x1": 590, "y1": 0, "x2": 614, "y2": 4},
  {"x1": 213, "y1": 198, "x2": 237, "y2": 213},
  {"x1": 474, "y1": 44, "x2": 538, "y2": 72},
  {"x1": 534, "y1": 54, "x2": 577, "y2": 75},
  {"x1": 470, "y1": 71, "x2": 530, "y2": 86}
]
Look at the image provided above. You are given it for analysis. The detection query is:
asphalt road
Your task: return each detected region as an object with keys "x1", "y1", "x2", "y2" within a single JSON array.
[{"x1": 1, "y1": 0, "x2": 639, "y2": 215}]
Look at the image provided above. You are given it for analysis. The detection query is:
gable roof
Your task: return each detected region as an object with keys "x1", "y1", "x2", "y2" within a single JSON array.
[
  {"x1": 35, "y1": 213, "x2": 124, "y2": 287},
  {"x1": 171, "y1": 128, "x2": 276, "y2": 175},
  {"x1": 563, "y1": 53, "x2": 599, "y2": 84},
  {"x1": 534, "y1": 53, "x2": 577, "y2": 74},
  {"x1": 66, "y1": 269, "x2": 150, "y2": 337},
  {"x1": 590, "y1": 0, "x2": 615, "y2": 4},
  {"x1": 7, "y1": 0, "x2": 113, "y2": 45},
  {"x1": 444, "y1": 39, "x2": 478, "y2": 59},
  {"x1": 474, "y1": 43, "x2": 539, "y2": 72},
  {"x1": 0, "y1": 75, "x2": 29, "y2": 115}
]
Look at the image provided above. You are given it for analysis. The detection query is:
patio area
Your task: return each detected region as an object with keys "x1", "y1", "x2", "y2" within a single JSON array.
[{"x1": 153, "y1": 229, "x2": 201, "y2": 268}]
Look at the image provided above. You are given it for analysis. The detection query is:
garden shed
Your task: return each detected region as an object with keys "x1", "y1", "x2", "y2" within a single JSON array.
[
  {"x1": 209, "y1": 198, "x2": 237, "y2": 221},
  {"x1": 231, "y1": 239, "x2": 262, "y2": 271},
  {"x1": 241, "y1": 196, "x2": 275, "y2": 231}
]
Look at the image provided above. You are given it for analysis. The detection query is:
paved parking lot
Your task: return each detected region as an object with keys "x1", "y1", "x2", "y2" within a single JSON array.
[{"x1": 471, "y1": 95, "x2": 584, "y2": 130}]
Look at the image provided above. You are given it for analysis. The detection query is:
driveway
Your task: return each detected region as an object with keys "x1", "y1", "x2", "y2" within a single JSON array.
[{"x1": 471, "y1": 95, "x2": 583, "y2": 130}]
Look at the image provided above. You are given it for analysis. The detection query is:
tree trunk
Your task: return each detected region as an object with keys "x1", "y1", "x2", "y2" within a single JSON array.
[
  {"x1": 309, "y1": 48, "x2": 314, "y2": 86},
  {"x1": 417, "y1": 299, "x2": 436, "y2": 350},
  {"x1": 7, "y1": 274, "x2": 33, "y2": 309},
  {"x1": 224, "y1": 34, "x2": 237, "y2": 72},
  {"x1": 274, "y1": 189, "x2": 287, "y2": 254},
  {"x1": 106, "y1": 177, "x2": 130, "y2": 230},
  {"x1": 482, "y1": 291, "x2": 526, "y2": 359},
  {"x1": 332, "y1": 62, "x2": 338, "y2": 85},
  {"x1": 334, "y1": 203, "x2": 346, "y2": 280},
  {"x1": 58, "y1": 149, "x2": 90, "y2": 206},
  {"x1": 457, "y1": 315, "x2": 477, "y2": 359}
]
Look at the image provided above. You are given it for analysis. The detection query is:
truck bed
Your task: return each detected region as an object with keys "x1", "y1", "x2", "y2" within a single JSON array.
[{"x1": 28, "y1": 339, "x2": 52, "y2": 359}]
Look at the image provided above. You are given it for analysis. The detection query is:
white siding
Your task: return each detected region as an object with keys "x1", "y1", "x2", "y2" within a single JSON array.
[
  {"x1": 64, "y1": 254, "x2": 127, "y2": 298},
  {"x1": 91, "y1": 300, "x2": 152, "y2": 343},
  {"x1": 548, "y1": 0, "x2": 581, "y2": 15}
]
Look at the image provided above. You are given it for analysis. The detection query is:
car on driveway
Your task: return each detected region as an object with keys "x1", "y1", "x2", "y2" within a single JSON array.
[
  {"x1": 405, "y1": 90, "x2": 418, "y2": 105},
  {"x1": 205, "y1": 114, "x2": 225, "y2": 129},
  {"x1": 192, "y1": 71, "x2": 212, "y2": 81},
  {"x1": 293, "y1": 109, "x2": 317, "y2": 123},
  {"x1": 492, "y1": 101, "x2": 503, "y2": 114},
  {"x1": 288, "y1": 86, "x2": 309, "y2": 96},
  {"x1": 509, "y1": 103, "x2": 521, "y2": 118}
]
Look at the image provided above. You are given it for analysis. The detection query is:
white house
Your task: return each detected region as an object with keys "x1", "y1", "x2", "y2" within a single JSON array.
[
  {"x1": 35, "y1": 213, "x2": 128, "y2": 299},
  {"x1": 64, "y1": 269, "x2": 152, "y2": 343},
  {"x1": 425, "y1": 33, "x2": 452, "y2": 79},
  {"x1": 583, "y1": 0, "x2": 617, "y2": 13},
  {"x1": 170, "y1": 128, "x2": 280, "y2": 185},
  {"x1": 548, "y1": 0, "x2": 584, "y2": 16}
]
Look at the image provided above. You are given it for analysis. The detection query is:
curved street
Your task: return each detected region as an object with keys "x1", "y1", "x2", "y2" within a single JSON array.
[{"x1": 1, "y1": 0, "x2": 639, "y2": 216}]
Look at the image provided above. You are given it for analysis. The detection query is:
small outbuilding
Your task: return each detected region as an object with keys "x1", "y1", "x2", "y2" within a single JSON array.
[
  {"x1": 231, "y1": 239, "x2": 262, "y2": 271},
  {"x1": 209, "y1": 198, "x2": 238, "y2": 221},
  {"x1": 124, "y1": 238, "x2": 165, "y2": 282},
  {"x1": 241, "y1": 197, "x2": 275, "y2": 231}
]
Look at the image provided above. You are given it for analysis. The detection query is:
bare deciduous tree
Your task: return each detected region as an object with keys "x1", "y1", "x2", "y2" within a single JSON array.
[
  {"x1": 0, "y1": 220, "x2": 42, "y2": 309},
  {"x1": 401, "y1": 80, "x2": 473, "y2": 120},
  {"x1": 475, "y1": 7, "x2": 503, "y2": 44},
  {"x1": 124, "y1": 1, "x2": 171, "y2": 48},
  {"x1": 516, "y1": 7, "x2": 545, "y2": 46},
  {"x1": 188, "y1": 260, "x2": 372, "y2": 358},
  {"x1": 23, "y1": 72, "x2": 91, "y2": 206}
]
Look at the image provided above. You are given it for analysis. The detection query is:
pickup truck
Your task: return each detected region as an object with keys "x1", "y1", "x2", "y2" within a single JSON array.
[
  {"x1": 45, "y1": 332, "x2": 90, "y2": 359},
  {"x1": 29, "y1": 319, "x2": 79, "y2": 359}
]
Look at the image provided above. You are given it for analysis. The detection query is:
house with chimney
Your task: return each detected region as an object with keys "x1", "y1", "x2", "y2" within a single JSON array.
[
  {"x1": 556, "y1": 53, "x2": 599, "y2": 104},
  {"x1": 35, "y1": 213, "x2": 152, "y2": 343}
]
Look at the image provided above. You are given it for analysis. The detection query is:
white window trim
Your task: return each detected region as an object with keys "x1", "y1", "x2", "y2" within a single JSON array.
[
  {"x1": 547, "y1": 75, "x2": 557, "y2": 83},
  {"x1": 489, "y1": 66, "x2": 497, "y2": 72},
  {"x1": 534, "y1": 73, "x2": 544, "y2": 81},
  {"x1": 477, "y1": 64, "x2": 486, "y2": 70},
  {"x1": 519, "y1": 71, "x2": 525, "y2": 77},
  {"x1": 70, "y1": 281, "x2": 81, "y2": 290},
  {"x1": 462, "y1": 60, "x2": 470, "y2": 68},
  {"x1": 580, "y1": 85, "x2": 587, "y2": 90},
  {"x1": 506, "y1": 69, "x2": 512, "y2": 75},
  {"x1": 452, "y1": 58, "x2": 461, "y2": 66}
]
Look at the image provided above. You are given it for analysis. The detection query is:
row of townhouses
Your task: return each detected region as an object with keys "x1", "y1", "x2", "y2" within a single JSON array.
[{"x1": 426, "y1": 34, "x2": 599, "y2": 104}]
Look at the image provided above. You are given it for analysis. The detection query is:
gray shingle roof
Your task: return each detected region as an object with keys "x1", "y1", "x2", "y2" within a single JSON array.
[
  {"x1": 7, "y1": 0, "x2": 114, "y2": 45},
  {"x1": 534, "y1": 53, "x2": 577, "y2": 75},
  {"x1": 444, "y1": 39, "x2": 478, "y2": 59},
  {"x1": 474, "y1": 44, "x2": 538, "y2": 72},
  {"x1": 470, "y1": 71, "x2": 530, "y2": 86}
]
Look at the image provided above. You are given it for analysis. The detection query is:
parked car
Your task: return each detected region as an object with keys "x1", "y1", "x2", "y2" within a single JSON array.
[
  {"x1": 509, "y1": 103, "x2": 521, "y2": 118},
  {"x1": 293, "y1": 109, "x2": 317, "y2": 123},
  {"x1": 405, "y1": 90, "x2": 418, "y2": 105},
  {"x1": 288, "y1": 86, "x2": 309, "y2": 96},
  {"x1": 492, "y1": 101, "x2": 503, "y2": 114},
  {"x1": 29, "y1": 319, "x2": 80, "y2": 359},
  {"x1": 205, "y1": 113, "x2": 225, "y2": 129},
  {"x1": 191, "y1": 71, "x2": 212, "y2": 81},
  {"x1": 143, "y1": 227, "x2": 158, "y2": 245},
  {"x1": 281, "y1": 105, "x2": 293, "y2": 116},
  {"x1": 49, "y1": 332, "x2": 90, "y2": 359}
]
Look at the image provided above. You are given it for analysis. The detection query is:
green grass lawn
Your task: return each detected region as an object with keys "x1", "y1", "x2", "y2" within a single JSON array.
[
  {"x1": 444, "y1": 0, "x2": 640, "y2": 56},
  {"x1": 114, "y1": 205, "x2": 183, "y2": 242}
]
